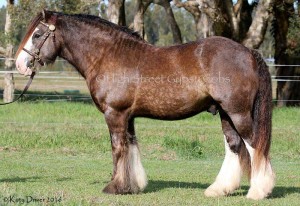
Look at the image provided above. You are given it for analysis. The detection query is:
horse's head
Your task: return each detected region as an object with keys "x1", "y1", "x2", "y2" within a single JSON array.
[{"x1": 16, "y1": 10, "x2": 61, "y2": 76}]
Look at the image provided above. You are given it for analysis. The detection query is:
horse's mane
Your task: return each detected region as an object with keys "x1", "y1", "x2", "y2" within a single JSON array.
[
  {"x1": 64, "y1": 13, "x2": 143, "y2": 41},
  {"x1": 15, "y1": 11, "x2": 144, "y2": 57}
]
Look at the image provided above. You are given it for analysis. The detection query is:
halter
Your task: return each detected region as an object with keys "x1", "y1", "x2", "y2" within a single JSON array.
[
  {"x1": 22, "y1": 21, "x2": 56, "y2": 70},
  {"x1": 0, "y1": 21, "x2": 56, "y2": 105}
]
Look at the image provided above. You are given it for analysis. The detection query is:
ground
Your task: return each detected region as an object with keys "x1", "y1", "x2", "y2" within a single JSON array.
[{"x1": 0, "y1": 102, "x2": 299, "y2": 205}]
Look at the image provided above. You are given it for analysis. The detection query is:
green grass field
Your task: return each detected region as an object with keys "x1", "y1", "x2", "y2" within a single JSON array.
[{"x1": 0, "y1": 102, "x2": 299, "y2": 205}]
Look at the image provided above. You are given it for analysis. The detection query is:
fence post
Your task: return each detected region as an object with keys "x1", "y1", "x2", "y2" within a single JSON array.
[
  {"x1": 4, "y1": 53, "x2": 15, "y2": 102},
  {"x1": 3, "y1": 0, "x2": 15, "y2": 103}
]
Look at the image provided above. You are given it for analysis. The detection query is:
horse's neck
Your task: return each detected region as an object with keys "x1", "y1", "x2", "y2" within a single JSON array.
[{"x1": 59, "y1": 23, "x2": 148, "y2": 78}]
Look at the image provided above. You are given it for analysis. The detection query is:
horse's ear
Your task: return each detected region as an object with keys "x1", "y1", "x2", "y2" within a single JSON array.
[{"x1": 42, "y1": 9, "x2": 51, "y2": 21}]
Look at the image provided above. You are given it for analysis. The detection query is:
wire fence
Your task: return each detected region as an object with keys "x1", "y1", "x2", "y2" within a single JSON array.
[{"x1": 0, "y1": 58, "x2": 299, "y2": 103}]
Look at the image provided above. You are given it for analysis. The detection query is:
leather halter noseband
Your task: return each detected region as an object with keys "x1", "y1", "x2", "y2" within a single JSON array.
[
  {"x1": 22, "y1": 21, "x2": 56, "y2": 69},
  {"x1": 0, "y1": 21, "x2": 55, "y2": 105}
]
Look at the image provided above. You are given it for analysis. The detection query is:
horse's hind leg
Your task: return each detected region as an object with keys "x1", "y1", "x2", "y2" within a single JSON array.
[
  {"x1": 103, "y1": 109, "x2": 147, "y2": 194},
  {"x1": 229, "y1": 112, "x2": 275, "y2": 200},
  {"x1": 205, "y1": 110, "x2": 246, "y2": 197}
]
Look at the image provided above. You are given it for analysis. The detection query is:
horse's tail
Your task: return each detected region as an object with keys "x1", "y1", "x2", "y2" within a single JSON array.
[
  {"x1": 243, "y1": 49, "x2": 275, "y2": 199},
  {"x1": 251, "y1": 50, "x2": 272, "y2": 170}
]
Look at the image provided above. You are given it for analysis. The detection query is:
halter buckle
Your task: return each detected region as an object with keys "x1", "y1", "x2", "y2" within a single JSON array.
[{"x1": 49, "y1": 25, "x2": 56, "y2": 31}]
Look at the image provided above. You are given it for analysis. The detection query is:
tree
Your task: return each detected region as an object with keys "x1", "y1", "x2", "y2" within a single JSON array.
[
  {"x1": 273, "y1": 0, "x2": 300, "y2": 106},
  {"x1": 3, "y1": 0, "x2": 15, "y2": 103},
  {"x1": 107, "y1": 0, "x2": 126, "y2": 25},
  {"x1": 153, "y1": 0, "x2": 182, "y2": 44},
  {"x1": 133, "y1": 0, "x2": 152, "y2": 37},
  {"x1": 174, "y1": 0, "x2": 273, "y2": 49},
  {"x1": 242, "y1": 0, "x2": 274, "y2": 48}
]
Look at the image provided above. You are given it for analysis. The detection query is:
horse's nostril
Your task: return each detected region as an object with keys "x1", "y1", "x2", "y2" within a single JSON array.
[{"x1": 25, "y1": 58, "x2": 33, "y2": 67}]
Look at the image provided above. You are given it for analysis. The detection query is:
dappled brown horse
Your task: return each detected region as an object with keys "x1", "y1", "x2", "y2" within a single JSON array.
[{"x1": 15, "y1": 10, "x2": 275, "y2": 200}]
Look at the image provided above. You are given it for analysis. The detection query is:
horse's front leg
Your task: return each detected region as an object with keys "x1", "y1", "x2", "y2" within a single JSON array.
[{"x1": 103, "y1": 110, "x2": 147, "y2": 194}]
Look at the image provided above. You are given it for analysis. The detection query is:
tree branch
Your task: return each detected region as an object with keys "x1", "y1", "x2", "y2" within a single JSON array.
[
  {"x1": 224, "y1": 0, "x2": 240, "y2": 40},
  {"x1": 233, "y1": 0, "x2": 243, "y2": 14},
  {"x1": 196, "y1": 0, "x2": 225, "y2": 23},
  {"x1": 242, "y1": 0, "x2": 274, "y2": 49},
  {"x1": 173, "y1": 0, "x2": 200, "y2": 18}
]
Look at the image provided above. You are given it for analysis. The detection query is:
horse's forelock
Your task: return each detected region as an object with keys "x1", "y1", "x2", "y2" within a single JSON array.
[{"x1": 15, "y1": 12, "x2": 44, "y2": 58}]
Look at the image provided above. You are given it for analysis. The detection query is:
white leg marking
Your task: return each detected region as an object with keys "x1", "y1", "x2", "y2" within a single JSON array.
[
  {"x1": 243, "y1": 140, "x2": 275, "y2": 200},
  {"x1": 205, "y1": 135, "x2": 242, "y2": 197},
  {"x1": 129, "y1": 144, "x2": 148, "y2": 192}
]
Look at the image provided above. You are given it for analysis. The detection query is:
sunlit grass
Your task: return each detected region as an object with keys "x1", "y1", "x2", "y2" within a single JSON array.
[{"x1": 0, "y1": 102, "x2": 299, "y2": 205}]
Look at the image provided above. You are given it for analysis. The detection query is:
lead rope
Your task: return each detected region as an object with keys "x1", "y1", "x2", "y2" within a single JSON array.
[{"x1": 0, "y1": 71, "x2": 35, "y2": 105}]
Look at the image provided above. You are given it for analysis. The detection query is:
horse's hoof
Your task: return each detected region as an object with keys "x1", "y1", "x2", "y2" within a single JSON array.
[
  {"x1": 204, "y1": 181, "x2": 237, "y2": 197},
  {"x1": 204, "y1": 184, "x2": 226, "y2": 197},
  {"x1": 103, "y1": 181, "x2": 119, "y2": 194},
  {"x1": 102, "y1": 181, "x2": 133, "y2": 195},
  {"x1": 246, "y1": 187, "x2": 268, "y2": 200}
]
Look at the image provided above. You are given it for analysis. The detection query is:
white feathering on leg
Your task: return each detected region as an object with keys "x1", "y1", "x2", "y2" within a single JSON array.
[
  {"x1": 205, "y1": 135, "x2": 242, "y2": 197},
  {"x1": 129, "y1": 144, "x2": 148, "y2": 192},
  {"x1": 243, "y1": 140, "x2": 275, "y2": 200}
]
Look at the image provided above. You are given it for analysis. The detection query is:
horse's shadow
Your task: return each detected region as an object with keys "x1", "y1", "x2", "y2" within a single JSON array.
[
  {"x1": 0, "y1": 176, "x2": 42, "y2": 183},
  {"x1": 270, "y1": 186, "x2": 300, "y2": 199},
  {"x1": 144, "y1": 180, "x2": 300, "y2": 199},
  {"x1": 0, "y1": 176, "x2": 72, "y2": 183},
  {"x1": 144, "y1": 180, "x2": 209, "y2": 193}
]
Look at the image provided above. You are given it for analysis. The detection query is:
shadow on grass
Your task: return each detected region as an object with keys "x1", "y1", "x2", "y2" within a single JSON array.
[
  {"x1": 56, "y1": 177, "x2": 72, "y2": 182},
  {"x1": 270, "y1": 186, "x2": 300, "y2": 199},
  {"x1": 145, "y1": 181, "x2": 300, "y2": 199},
  {"x1": 222, "y1": 185, "x2": 300, "y2": 199},
  {"x1": 0, "y1": 176, "x2": 73, "y2": 183},
  {"x1": 144, "y1": 180, "x2": 210, "y2": 193},
  {"x1": 0, "y1": 176, "x2": 41, "y2": 183}
]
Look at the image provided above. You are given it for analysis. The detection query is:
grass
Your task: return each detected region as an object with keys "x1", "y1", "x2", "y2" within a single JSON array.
[{"x1": 0, "y1": 102, "x2": 299, "y2": 205}]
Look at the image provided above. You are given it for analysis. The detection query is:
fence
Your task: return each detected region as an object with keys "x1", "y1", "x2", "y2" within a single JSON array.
[{"x1": 0, "y1": 58, "x2": 299, "y2": 103}]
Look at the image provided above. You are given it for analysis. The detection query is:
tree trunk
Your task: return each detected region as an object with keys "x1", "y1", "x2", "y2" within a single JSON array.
[
  {"x1": 224, "y1": 0, "x2": 240, "y2": 41},
  {"x1": 107, "y1": 0, "x2": 126, "y2": 25},
  {"x1": 3, "y1": 0, "x2": 15, "y2": 103},
  {"x1": 133, "y1": 0, "x2": 152, "y2": 38},
  {"x1": 173, "y1": 0, "x2": 201, "y2": 39},
  {"x1": 162, "y1": 0, "x2": 182, "y2": 43},
  {"x1": 154, "y1": 0, "x2": 182, "y2": 44},
  {"x1": 197, "y1": 12, "x2": 214, "y2": 38},
  {"x1": 133, "y1": 0, "x2": 145, "y2": 37},
  {"x1": 273, "y1": 0, "x2": 300, "y2": 106},
  {"x1": 242, "y1": 0, "x2": 274, "y2": 49},
  {"x1": 196, "y1": 0, "x2": 217, "y2": 39}
]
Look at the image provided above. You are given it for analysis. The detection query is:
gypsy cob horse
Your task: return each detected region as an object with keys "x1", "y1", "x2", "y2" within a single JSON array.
[{"x1": 15, "y1": 10, "x2": 275, "y2": 200}]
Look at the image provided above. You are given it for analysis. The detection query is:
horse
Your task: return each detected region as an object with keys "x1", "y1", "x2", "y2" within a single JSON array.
[{"x1": 15, "y1": 10, "x2": 275, "y2": 200}]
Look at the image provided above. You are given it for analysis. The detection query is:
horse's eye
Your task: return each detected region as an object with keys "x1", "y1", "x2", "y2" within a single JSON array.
[{"x1": 33, "y1": 33, "x2": 41, "y2": 39}]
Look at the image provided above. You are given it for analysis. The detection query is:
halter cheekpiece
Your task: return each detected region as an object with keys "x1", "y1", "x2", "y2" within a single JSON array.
[{"x1": 22, "y1": 21, "x2": 56, "y2": 70}]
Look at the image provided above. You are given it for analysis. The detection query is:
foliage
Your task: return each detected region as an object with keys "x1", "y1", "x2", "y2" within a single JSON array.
[
  {"x1": 0, "y1": 0, "x2": 277, "y2": 52},
  {"x1": 0, "y1": 6, "x2": 6, "y2": 47},
  {"x1": 144, "y1": 4, "x2": 196, "y2": 45},
  {"x1": 287, "y1": 14, "x2": 300, "y2": 55},
  {"x1": 0, "y1": 0, "x2": 99, "y2": 50}
]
